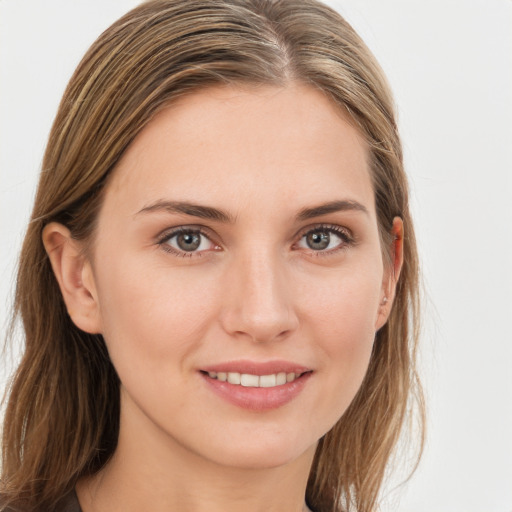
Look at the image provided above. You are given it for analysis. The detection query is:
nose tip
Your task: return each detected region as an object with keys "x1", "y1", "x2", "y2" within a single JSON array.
[
  {"x1": 219, "y1": 255, "x2": 299, "y2": 343},
  {"x1": 235, "y1": 305, "x2": 298, "y2": 343}
]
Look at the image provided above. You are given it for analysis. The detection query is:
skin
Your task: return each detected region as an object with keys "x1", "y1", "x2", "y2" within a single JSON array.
[{"x1": 44, "y1": 84, "x2": 403, "y2": 512}]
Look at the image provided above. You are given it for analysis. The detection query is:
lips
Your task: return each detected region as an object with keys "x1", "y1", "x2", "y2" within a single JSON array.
[
  {"x1": 201, "y1": 360, "x2": 310, "y2": 376},
  {"x1": 200, "y1": 360, "x2": 312, "y2": 411}
]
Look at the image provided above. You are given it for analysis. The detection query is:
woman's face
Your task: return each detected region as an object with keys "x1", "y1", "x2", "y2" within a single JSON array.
[{"x1": 82, "y1": 84, "x2": 396, "y2": 469}]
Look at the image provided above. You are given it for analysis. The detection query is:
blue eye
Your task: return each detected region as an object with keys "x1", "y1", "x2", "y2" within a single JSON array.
[
  {"x1": 297, "y1": 226, "x2": 351, "y2": 252},
  {"x1": 160, "y1": 228, "x2": 217, "y2": 255}
]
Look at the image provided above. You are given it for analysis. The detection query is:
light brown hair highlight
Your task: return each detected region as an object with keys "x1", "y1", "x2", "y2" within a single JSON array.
[{"x1": 1, "y1": 1, "x2": 424, "y2": 511}]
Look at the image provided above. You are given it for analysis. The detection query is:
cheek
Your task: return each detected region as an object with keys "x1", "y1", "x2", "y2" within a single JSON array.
[
  {"x1": 300, "y1": 256, "x2": 382, "y2": 342},
  {"x1": 298, "y1": 262, "x2": 382, "y2": 417},
  {"x1": 94, "y1": 254, "x2": 221, "y2": 368},
  {"x1": 314, "y1": 283, "x2": 377, "y2": 374}
]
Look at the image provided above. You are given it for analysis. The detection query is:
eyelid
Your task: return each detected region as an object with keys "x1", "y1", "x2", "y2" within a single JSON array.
[
  {"x1": 156, "y1": 225, "x2": 221, "y2": 256},
  {"x1": 295, "y1": 223, "x2": 353, "y2": 240},
  {"x1": 294, "y1": 223, "x2": 355, "y2": 254},
  {"x1": 155, "y1": 222, "x2": 354, "y2": 258}
]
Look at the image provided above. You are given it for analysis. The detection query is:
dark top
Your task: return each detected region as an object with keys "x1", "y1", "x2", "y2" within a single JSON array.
[
  {"x1": 58, "y1": 490, "x2": 82, "y2": 512},
  {"x1": 0, "y1": 490, "x2": 81, "y2": 512}
]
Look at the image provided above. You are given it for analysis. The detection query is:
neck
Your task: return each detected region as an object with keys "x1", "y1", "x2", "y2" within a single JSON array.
[{"x1": 77, "y1": 394, "x2": 316, "y2": 512}]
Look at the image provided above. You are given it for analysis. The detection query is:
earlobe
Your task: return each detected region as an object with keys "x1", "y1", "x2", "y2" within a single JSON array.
[
  {"x1": 375, "y1": 217, "x2": 404, "y2": 331},
  {"x1": 42, "y1": 222, "x2": 102, "y2": 334}
]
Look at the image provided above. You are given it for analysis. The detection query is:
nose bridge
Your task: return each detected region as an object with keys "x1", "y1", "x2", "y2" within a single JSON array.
[{"x1": 221, "y1": 245, "x2": 298, "y2": 342}]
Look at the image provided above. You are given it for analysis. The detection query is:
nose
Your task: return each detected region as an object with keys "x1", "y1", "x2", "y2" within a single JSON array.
[{"x1": 219, "y1": 250, "x2": 299, "y2": 343}]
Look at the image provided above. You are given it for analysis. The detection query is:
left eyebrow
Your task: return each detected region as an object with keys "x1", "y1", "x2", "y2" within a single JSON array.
[{"x1": 296, "y1": 200, "x2": 369, "y2": 221}]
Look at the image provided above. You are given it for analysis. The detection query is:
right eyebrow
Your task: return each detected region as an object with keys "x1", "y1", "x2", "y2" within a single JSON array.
[
  {"x1": 135, "y1": 200, "x2": 235, "y2": 223},
  {"x1": 296, "y1": 199, "x2": 369, "y2": 221}
]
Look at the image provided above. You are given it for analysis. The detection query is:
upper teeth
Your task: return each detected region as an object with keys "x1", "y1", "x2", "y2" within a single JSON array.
[{"x1": 207, "y1": 371, "x2": 298, "y2": 387}]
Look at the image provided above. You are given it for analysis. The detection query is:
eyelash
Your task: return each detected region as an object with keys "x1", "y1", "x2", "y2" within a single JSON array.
[
  {"x1": 157, "y1": 226, "x2": 218, "y2": 258},
  {"x1": 156, "y1": 224, "x2": 354, "y2": 258},
  {"x1": 295, "y1": 224, "x2": 354, "y2": 257}
]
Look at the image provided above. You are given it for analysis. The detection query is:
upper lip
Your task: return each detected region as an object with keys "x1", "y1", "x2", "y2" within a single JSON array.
[{"x1": 200, "y1": 360, "x2": 311, "y2": 376}]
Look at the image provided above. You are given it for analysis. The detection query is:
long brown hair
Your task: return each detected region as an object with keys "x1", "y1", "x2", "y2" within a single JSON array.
[{"x1": 1, "y1": 1, "x2": 424, "y2": 511}]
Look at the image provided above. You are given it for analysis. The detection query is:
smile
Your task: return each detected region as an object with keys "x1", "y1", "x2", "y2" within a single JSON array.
[
  {"x1": 206, "y1": 371, "x2": 302, "y2": 388},
  {"x1": 200, "y1": 363, "x2": 313, "y2": 411}
]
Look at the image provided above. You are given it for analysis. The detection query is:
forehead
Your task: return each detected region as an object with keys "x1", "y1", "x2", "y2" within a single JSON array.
[{"x1": 104, "y1": 83, "x2": 374, "y2": 220}]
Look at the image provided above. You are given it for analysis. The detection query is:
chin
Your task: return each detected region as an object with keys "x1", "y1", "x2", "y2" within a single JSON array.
[{"x1": 193, "y1": 430, "x2": 319, "y2": 471}]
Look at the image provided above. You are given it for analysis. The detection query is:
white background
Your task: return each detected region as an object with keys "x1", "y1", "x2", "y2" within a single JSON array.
[{"x1": 1, "y1": 1, "x2": 511, "y2": 511}]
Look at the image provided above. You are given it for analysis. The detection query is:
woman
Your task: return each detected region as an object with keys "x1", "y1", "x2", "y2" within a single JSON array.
[{"x1": 0, "y1": 1, "x2": 424, "y2": 511}]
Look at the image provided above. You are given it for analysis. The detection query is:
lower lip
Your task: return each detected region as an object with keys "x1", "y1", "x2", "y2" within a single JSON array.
[{"x1": 201, "y1": 372, "x2": 312, "y2": 411}]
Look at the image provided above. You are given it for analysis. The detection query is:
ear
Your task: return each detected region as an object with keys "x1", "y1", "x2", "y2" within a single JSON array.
[
  {"x1": 42, "y1": 222, "x2": 102, "y2": 334},
  {"x1": 375, "y1": 217, "x2": 404, "y2": 331}
]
